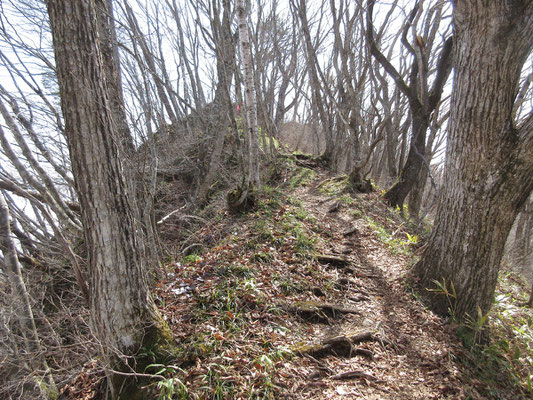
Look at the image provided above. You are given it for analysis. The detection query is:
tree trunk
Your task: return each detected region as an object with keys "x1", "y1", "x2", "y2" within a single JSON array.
[
  {"x1": 384, "y1": 101, "x2": 429, "y2": 210},
  {"x1": 412, "y1": 1, "x2": 533, "y2": 321},
  {"x1": 46, "y1": 1, "x2": 173, "y2": 398},
  {"x1": 367, "y1": 0, "x2": 453, "y2": 211},
  {"x1": 229, "y1": 0, "x2": 260, "y2": 212},
  {"x1": 296, "y1": 0, "x2": 334, "y2": 166},
  {"x1": 96, "y1": 0, "x2": 134, "y2": 152},
  {"x1": 196, "y1": 0, "x2": 235, "y2": 207}
]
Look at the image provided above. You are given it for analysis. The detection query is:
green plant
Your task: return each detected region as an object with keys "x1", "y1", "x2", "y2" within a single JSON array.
[
  {"x1": 146, "y1": 364, "x2": 188, "y2": 400},
  {"x1": 427, "y1": 278, "x2": 457, "y2": 319},
  {"x1": 286, "y1": 167, "x2": 317, "y2": 190},
  {"x1": 317, "y1": 175, "x2": 349, "y2": 195},
  {"x1": 338, "y1": 193, "x2": 354, "y2": 206},
  {"x1": 183, "y1": 253, "x2": 201, "y2": 264},
  {"x1": 199, "y1": 364, "x2": 236, "y2": 399},
  {"x1": 462, "y1": 306, "x2": 490, "y2": 346},
  {"x1": 405, "y1": 232, "x2": 418, "y2": 244},
  {"x1": 351, "y1": 208, "x2": 364, "y2": 218},
  {"x1": 365, "y1": 217, "x2": 413, "y2": 256},
  {"x1": 252, "y1": 219, "x2": 276, "y2": 243}
]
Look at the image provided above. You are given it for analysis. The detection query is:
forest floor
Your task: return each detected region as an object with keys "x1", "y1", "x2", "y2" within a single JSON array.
[{"x1": 63, "y1": 159, "x2": 532, "y2": 399}]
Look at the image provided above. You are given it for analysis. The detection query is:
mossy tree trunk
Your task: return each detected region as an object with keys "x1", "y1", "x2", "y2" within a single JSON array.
[
  {"x1": 412, "y1": 0, "x2": 533, "y2": 320},
  {"x1": 46, "y1": 1, "x2": 174, "y2": 398}
]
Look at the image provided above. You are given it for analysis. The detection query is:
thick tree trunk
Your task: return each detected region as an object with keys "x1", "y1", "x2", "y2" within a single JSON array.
[
  {"x1": 408, "y1": 164, "x2": 430, "y2": 220},
  {"x1": 412, "y1": 1, "x2": 533, "y2": 321},
  {"x1": 47, "y1": 1, "x2": 173, "y2": 398}
]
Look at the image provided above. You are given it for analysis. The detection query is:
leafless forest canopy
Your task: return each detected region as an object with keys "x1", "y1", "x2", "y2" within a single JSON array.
[{"x1": 0, "y1": 0, "x2": 532, "y2": 398}]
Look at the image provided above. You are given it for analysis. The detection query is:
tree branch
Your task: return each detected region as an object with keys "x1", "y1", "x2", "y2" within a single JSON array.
[
  {"x1": 428, "y1": 36, "x2": 454, "y2": 111},
  {"x1": 366, "y1": 0, "x2": 411, "y2": 99}
]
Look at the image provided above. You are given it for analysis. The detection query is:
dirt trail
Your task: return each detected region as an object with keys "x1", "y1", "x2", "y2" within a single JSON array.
[
  {"x1": 282, "y1": 175, "x2": 477, "y2": 399},
  {"x1": 144, "y1": 169, "x2": 523, "y2": 400}
]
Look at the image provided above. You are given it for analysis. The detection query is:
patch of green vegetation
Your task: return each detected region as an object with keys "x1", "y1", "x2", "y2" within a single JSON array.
[
  {"x1": 483, "y1": 287, "x2": 533, "y2": 396},
  {"x1": 273, "y1": 275, "x2": 307, "y2": 295},
  {"x1": 337, "y1": 193, "x2": 355, "y2": 206},
  {"x1": 252, "y1": 219, "x2": 277, "y2": 244},
  {"x1": 198, "y1": 364, "x2": 237, "y2": 399},
  {"x1": 227, "y1": 262, "x2": 253, "y2": 277},
  {"x1": 365, "y1": 216, "x2": 417, "y2": 256},
  {"x1": 252, "y1": 250, "x2": 274, "y2": 263},
  {"x1": 285, "y1": 166, "x2": 317, "y2": 190},
  {"x1": 182, "y1": 253, "x2": 201, "y2": 264},
  {"x1": 145, "y1": 364, "x2": 188, "y2": 400},
  {"x1": 431, "y1": 270, "x2": 533, "y2": 398},
  {"x1": 280, "y1": 212, "x2": 316, "y2": 257},
  {"x1": 351, "y1": 207, "x2": 364, "y2": 218},
  {"x1": 317, "y1": 175, "x2": 350, "y2": 196}
]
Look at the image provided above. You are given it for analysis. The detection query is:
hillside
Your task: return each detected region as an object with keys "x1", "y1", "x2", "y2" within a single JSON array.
[{"x1": 61, "y1": 159, "x2": 532, "y2": 400}]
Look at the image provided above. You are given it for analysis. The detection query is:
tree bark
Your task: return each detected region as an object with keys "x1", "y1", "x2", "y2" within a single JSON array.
[
  {"x1": 229, "y1": 0, "x2": 260, "y2": 212},
  {"x1": 412, "y1": 1, "x2": 533, "y2": 321},
  {"x1": 46, "y1": 1, "x2": 173, "y2": 398},
  {"x1": 237, "y1": 0, "x2": 260, "y2": 188},
  {"x1": 196, "y1": 0, "x2": 234, "y2": 206},
  {"x1": 96, "y1": 0, "x2": 134, "y2": 152},
  {"x1": 384, "y1": 102, "x2": 429, "y2": 209},
  {"x1": 526, "y1": 283, "x2": 533, "y2": 308}
]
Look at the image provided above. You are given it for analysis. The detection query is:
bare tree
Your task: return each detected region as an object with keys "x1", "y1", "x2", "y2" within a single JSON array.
[
  {"x1": 367, "y1": 0, "x2": 453, "y2": 215},
  {"x1": 46, "y1": 0, "x2": 174, "y2": 397},
  {"x1": 228, "y1": 0, "x2": 260, "y2": 212},
  {"x1": 0, "y1": 191, "x2": 56, "y2": 398}
]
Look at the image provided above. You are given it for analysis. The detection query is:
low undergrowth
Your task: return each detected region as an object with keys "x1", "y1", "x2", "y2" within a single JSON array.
[
  {"x1": 455, "y1": 268, "x2": 533, "y2": 398},
  {"x1": 151, "y1": 182, "x2": 333, "y2": 398}
]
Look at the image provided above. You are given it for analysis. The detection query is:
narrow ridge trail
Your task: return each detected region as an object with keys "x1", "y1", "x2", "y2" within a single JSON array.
[
  {"x1": 285, "y1": 173, "x2": 469, "y2": 399},
  {"x1": 136, "y1": 167, "x2": 523, "y2": 400}
]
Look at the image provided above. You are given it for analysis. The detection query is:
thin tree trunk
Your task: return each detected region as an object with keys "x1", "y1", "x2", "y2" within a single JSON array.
[
  {"x1": 0, "y1": 192, "x2": 56, "y2": 397},
  {"x1": 228, "y1": 0, "x2": 260, "y2": 211},
  {"x1": 96, "y1": 0, "x2": 134, "y2": 152},
  {"x1": 526, "y1": 284, "x2": 533, "y2": 308}
]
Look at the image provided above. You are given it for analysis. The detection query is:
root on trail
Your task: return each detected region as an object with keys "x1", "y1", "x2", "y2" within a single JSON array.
[
  {"x1": 316, "y1": 254, "x2": 350, "y2": 267},
  {"x1": 294, "y1": 330, "x2": 390, "y2": 359}
]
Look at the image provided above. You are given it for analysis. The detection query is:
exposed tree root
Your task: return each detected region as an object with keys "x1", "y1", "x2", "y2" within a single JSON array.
[
  {"x1": 226, "y1": 185, "x2": 256, "y2": 213},
  {"x1": 294, "y1": 331, "x2": 389, "y2": 359},
  {"x1": 343, "y1": 226, "x2": 359, "y2": 236},
  {"x1": 316, "y1": 254, "x2": 350, "y2": 267}
]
